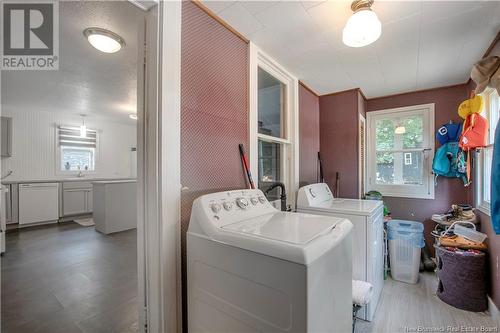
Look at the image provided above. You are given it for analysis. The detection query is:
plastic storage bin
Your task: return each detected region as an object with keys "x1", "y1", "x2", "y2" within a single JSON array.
[{"x1": 387, "y1": 220, "x2": 425, "y2": 284}]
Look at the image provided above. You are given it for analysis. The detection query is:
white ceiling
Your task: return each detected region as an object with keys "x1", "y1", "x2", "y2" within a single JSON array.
[
  {"x1": 203, "y1": 0, "x2": 500, "y2": 98},
  {"x1": 1, "y1": 1, "x2": 145, "y2": 123}
]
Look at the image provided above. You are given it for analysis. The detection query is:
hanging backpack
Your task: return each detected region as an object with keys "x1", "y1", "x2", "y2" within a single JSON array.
[{"x1": 432, "y1": 142, "x2": 468, "y2": 184}]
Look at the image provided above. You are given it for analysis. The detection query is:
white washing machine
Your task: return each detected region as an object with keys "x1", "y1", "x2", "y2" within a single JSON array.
[
  {"x1": 187, "y1": 189, "x2": 353, "y2": 333},
  {"x1": 297, "y1": 183, "x2": 384, "y2": 322}
]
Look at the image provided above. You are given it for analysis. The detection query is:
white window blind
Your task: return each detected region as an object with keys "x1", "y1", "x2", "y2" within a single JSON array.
[{"x1": 58, "y1": 126, "x2": 97, "y2": 148}]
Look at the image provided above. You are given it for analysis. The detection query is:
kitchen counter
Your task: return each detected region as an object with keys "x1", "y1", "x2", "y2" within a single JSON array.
[
  {"x1": 93, "y1": 180, "x2": 137, "y2": 234},
  {"x1": 92, "y1": 180, "x2": 137, "y2": 185},
  {"x1": 1, "y1": 177, "x2": 136, "y2": 185}
]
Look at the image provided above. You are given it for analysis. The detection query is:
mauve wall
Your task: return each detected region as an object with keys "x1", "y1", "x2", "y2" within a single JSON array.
[
  {"x1": 299, "y1": 84, "x2": 320, "y2": 186},
  {"x1": 319, "y1": 89, "x2": 360, "y2": 198},
  {"x1": 366, "y1": 84, "x2": 472, "y2": 253},
  {"x1": 181, "y1": 2, "x2": 249, "y2": 329}
]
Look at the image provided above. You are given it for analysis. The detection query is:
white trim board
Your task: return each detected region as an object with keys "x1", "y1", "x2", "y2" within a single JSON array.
[
  {"x1": 248, "y1": 43, "x2": 299, "y2": 208},
  {"x1": 366, "y1": 103, "x2": 435, "y2": 200}
]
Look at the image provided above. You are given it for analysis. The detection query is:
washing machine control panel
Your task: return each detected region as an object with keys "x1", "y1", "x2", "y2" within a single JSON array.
[{"x1": 197, "y1": 189, "x2": 277, "y2": 228}]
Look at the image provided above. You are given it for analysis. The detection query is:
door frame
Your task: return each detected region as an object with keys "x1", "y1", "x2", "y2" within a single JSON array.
[{"x1": 137, "y1": 1, "x2": 182, "y2": 332}]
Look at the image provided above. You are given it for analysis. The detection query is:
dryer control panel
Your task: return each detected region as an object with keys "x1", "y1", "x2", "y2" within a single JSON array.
[
  {"x1": 297, "y1": 183, "x2": 334, "y2": 207},
  {"x1": 193, "y1": 189, "x2": 278, "y2": 229}
]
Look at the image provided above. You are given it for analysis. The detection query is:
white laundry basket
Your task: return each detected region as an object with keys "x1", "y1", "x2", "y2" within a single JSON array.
[{"x1": 387, "y1": 220, "x2": 424, "y2": 284}]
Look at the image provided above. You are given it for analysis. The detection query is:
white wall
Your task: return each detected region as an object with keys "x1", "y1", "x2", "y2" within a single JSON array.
[{"x1": 1, "y1": 107, "x2": 137, "y2": 181}]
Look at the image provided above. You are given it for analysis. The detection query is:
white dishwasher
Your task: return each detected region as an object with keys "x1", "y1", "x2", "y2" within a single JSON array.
[{"x1": 19, "y1": 183, "x2": 59, "y2": 225}]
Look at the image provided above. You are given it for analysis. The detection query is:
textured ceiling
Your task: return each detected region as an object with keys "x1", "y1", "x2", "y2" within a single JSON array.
[
  {"x1": 1, "y1": 1, "x2": 145, "y2": 123},
  {"x1": 203, "y1": 0, "x2": 500, "y2": 98}
]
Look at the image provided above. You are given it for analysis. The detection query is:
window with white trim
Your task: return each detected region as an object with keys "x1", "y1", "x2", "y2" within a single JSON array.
[
  {"x1": 477, "y1": 88, "x2": 499, "y2": 215},
  {"x1": 249, "y1": 44, "x2": 298, "y2": 208},
  {"x1": 366, "y1": 104, "x2": 435, "y2": 199},
  {"x1": 57, "y1": 126, "x2": 98, "y2": 173}
]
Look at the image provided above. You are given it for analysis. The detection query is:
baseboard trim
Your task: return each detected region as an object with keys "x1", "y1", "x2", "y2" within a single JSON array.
[{"x1": 488, "y1": 296, "x2": 500, "y2": 326}]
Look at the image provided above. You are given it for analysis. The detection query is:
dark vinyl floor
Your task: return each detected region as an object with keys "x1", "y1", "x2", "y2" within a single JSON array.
[{"x1": 1, "y1": 223, "x2": 138, "y2": 333}]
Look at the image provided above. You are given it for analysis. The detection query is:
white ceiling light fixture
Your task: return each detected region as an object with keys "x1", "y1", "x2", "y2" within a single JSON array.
[
  {"x1": 129, "y1": 113, "x2": 138, "y2": 120},
  {"x1": 343, "y1": 0, "x2": 381, "y2": 48},
  {"x1": 83, "y1": 27, "x2": 125, "y2": 53}
]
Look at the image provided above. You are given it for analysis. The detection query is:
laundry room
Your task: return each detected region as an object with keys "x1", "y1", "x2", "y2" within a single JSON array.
[
  {"x1": 180, "y1": 1, "x2": 500, "y2": 332},
  {"x1": 1, "y1": 1, "x2": 500, "y2": 333}
]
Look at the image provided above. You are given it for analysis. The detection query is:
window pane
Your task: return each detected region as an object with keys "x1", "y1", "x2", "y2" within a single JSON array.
[
  {"x1": 61, "y1": 146, "x2": 95, "y2": 171},
  {"x1": 258, "y1": 68, "x2": 285, "y2": 138},
  {"x1": 258, "y1": 140, "x2": 281, "y2": 199},
  {"x1": 376, "y1": 115, "x2": 423, "y2": 150},
  {"x1": 489, "y1": 90, "x2": 499, "y2": 144},
  {"x1": 402, "y1": 116, "x2": 423, "y2": 149},
  {"x1": 375, "y1": 119, "x2": 395, "y2": 150},
  {"x1": 376, "y1": 152, "x2": 423, "y2": 185},
  {"x1": 484, "y1": 147, "x2": 493, "y2": 203}
]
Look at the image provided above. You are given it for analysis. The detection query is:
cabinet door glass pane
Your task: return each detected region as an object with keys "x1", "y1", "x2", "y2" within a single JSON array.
[{"x1": 258, "y1": 68, "x2": 285, "y2": 138}]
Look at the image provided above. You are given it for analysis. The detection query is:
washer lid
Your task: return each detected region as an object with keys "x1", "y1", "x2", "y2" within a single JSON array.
[
  {"x1": 221, "y1": 212, "x2": 337, "y2": 245},
  {"x1": 302, "y1": 198, "x2": 382, "y2": 216}
]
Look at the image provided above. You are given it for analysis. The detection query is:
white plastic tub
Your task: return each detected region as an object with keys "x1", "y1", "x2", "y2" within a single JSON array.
[
  {"x1": 387, "y1": 220, "x2": 424, "y2": 284},
  {"x1": 389, "y1": 238, "x2": 421, "y2": 284}
]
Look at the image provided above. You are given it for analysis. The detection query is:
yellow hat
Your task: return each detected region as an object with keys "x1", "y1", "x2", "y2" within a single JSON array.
[{"x1": 458, "y1": 95, "x2": 484, "y2": 119}]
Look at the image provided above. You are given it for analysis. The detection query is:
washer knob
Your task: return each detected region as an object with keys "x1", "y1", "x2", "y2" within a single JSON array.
[
  {"x1": 236, "y1": 197, "x2": 249, "y2": 209},
  {"x1": 250, "y1": 197, "x2": 259, "y2": 205},
  {"x1": 210, "y1": 203, "x2": 222, "y2": 213},
  {"x1": 222, "y1": 201, "x2": 233, "y2": 211},
  {"x1": 258, "y1": 196, "x2": 266, "y2": 204}
]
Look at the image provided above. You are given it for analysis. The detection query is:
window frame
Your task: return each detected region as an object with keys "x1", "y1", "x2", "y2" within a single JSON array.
[
  {"x1": 476, "y1": 88, "x2": 499, "y2": 216},
  {"x1": 366, "y1": 103, "x2": 435, "y2": 199},
  {"x1": 249, "y1": 43, "x2": 299, "y2": 208},
  {"x1": 55, "y1": 125, "x2": 100, "y2": 176}
]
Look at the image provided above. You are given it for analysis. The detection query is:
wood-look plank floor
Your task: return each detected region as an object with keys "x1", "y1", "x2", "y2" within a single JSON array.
[
  {"x1": 1, "y1": 223, "x2": 138, "y2": 333},
  {"x1": 356, "y1": 272, "x2": 499, "y2": 333}
]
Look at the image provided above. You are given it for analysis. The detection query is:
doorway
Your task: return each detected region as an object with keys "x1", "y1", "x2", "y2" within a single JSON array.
[{"x1": 0, "y1": 1, "x2": 180, "y2": 332}]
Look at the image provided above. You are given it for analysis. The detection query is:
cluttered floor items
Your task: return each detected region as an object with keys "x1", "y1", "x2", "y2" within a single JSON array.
[
  {"x1": 379, "y1": 201, "x2": 489, "y2": 313},
  {"x1": 431, "y1": 204, "x2": 488, "y2": 312}
]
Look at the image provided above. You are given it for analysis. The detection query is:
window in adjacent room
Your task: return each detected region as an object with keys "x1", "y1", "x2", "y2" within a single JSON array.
[
  {"x1": 57, "y1": 126, "x2": 98, "y2": 173},
  {"x1": 366, "y1": 104, "x2": 435, "y2": 199},
  {"x1": 477, "y1": 88, "x2": 500, "y2": 215},
  {"x1": 250, "y1": 44, "x2": 298, "y2": 208}
]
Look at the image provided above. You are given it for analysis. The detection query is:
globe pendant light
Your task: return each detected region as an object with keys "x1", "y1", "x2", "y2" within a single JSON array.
[
  {"x1": 83, "y1": 27, "x2": 125, "y2": 54},
  {"x1": 343, "y1": 0, "x2": 381, "y2": 48}
]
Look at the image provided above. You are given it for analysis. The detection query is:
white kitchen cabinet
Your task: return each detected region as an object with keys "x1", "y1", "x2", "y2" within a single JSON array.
[
  {"x1": 63, "y1": 189, "x2": 87, "y2": 216},
  {"x1": 62, "y1": 182, "x2": 93, "y2": 216}
]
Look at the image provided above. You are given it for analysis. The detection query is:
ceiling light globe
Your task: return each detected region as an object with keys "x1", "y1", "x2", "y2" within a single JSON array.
[
  {"x1": 84, "y1": 28, "x2": 125, "y2": 54},
  {"x1": 342, "y1": 9, "x2": 381, "y2": 48}
]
